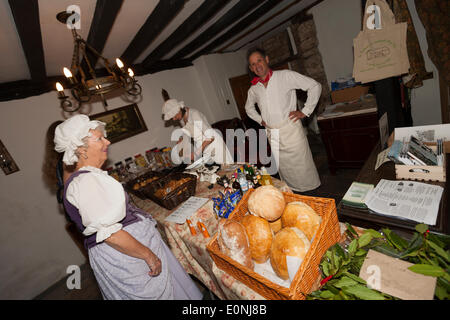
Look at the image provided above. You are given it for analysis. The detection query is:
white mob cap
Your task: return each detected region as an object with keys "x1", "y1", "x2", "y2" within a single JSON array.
[
  {"x1": 54, "y1": 114, "x2": 106, "y2": 165},
  {"x1": 162, "y1": 99, "x2": 184, "y2": 120}
]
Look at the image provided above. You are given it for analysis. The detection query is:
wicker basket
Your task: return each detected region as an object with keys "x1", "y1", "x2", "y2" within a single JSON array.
[
  {"x1": 124, "y1": 171, "x2": 164, "y2": 200},
  {"x1": 142, "y1": 172, "x2": 197, "y2": 210},
  {"x1": 206, "y1": 189, "x2": 341, "y2": 300}
]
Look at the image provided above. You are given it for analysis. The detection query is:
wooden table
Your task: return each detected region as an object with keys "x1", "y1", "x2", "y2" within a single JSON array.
[
  {"x1": 337, "y1": 142, "x2": 449, "y2": 236},
  {"x1": 129, "y1": 164, "x2": 292, "y2": 299}
]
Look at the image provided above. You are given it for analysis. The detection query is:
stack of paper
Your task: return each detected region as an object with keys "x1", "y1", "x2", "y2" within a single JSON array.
[
  {"x1": 364, "y1": 179, "x2": 443, "y2": 225},
  {"x1": 342, "y1": 182, "x2": 374, "y2": 209},
  {"x1": 164, "y1": 196, "x2": 209, "y2": 224}
]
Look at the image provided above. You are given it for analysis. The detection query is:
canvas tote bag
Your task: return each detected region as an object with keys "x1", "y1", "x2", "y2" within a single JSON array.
[{"x1": 353, "y1": 0, "x2": 410, "y2": 83}]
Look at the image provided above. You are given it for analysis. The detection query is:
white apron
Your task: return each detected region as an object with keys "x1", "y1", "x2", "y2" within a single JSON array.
[
  {"x1": 266, "y1": 119, "x2": 320, "y2": 192},
  {"x1": 182, "y1": 111, "x2": 233, "y2": 164}
]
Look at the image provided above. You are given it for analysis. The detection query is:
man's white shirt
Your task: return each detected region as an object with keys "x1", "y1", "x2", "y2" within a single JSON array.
[{"x1": 245, "y1": 70, "x2": 322, "y2": 127}]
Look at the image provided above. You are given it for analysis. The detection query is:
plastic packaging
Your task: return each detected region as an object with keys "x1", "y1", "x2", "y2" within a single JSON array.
[
  {"x1": 259, "y1": 166, "x2": 273, "y2": 186},
  {"x1": 114, "y1": 161, "x2": 127, "y2": 181},
  {"x1": 145, "y1": 149, "x2": 158, "y2": 170},
  {"x1": 134, "y1": 153, "x2": 148, "y2": 170}
]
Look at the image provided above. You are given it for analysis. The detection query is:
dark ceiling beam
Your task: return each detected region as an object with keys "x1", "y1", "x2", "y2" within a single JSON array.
[
  {"x1": 137, "y1": 59, "x2": 194, "y2": 75},
  {"x1": 189, "y1": 0, "x2": 283, "y2": 61},
  {"x1": 0, "y1": 76, "x2": 65, "y2": 102},
  {"x1": 8, "y1": 0, "x2": 46, "y2": 82},
  {"x1": 142, "y1": 0, "x2": 232, "y2": 69},
  {"x1": 233, "y1": 0, "x2": 325, "y2": 52},
  {"x1": 170, "y1": 0, "x2": 263, "y2": 61},
  {"x1": 120, "y1": 0, "x2": 186, "y2": 65},
  {"x1": 81, "y1": 0, "x2": 124, "y2": 70},
  {"x1": 217, "y1": 0, "x2": 305, "y2": 53}
]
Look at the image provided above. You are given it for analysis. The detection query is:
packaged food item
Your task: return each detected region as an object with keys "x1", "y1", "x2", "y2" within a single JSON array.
[
  {"x1": 145, "y1": 149, "x2": 158, "y2": 170},
  {"x1": 259, "y1": 166, "x2": 273, "y2": 186},
  {"x1": 161, "y1": 147, "x2": 173, "y2": 168},
  {"x1": 114, "y1": 161, "x2": 127, "y2": 181},
  {"x1": 134, "y1": 153, "x2": 148, "y2": 170},
  {"x1": 107, "y1": 166, "x2": 120, "y2": 181},
  {"x1": 153, "y1": 149, "x2": 166, "y2": 170},
  {"x1": 125, "y1": 157, "x2": 137, "y2": 173}
]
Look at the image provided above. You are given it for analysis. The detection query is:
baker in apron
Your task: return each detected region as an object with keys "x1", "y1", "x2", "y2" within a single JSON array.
[
  {"x1": 162, "y1": 99, "x2": 233, "y2": 165},
  {"x1": 244, "y1": 48, "x2": 322, "y2": 192}
]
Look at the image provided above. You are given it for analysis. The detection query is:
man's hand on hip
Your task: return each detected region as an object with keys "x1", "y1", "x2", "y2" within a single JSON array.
[
  {"x1": 289, "y1": 111, "x2": 306, "y2": 122},
  {"x1": 261, "y1": 120, "x2": 267, "y2": 127}
]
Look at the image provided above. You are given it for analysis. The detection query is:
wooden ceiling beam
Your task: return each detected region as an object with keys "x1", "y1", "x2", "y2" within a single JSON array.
[
  {"x1": 81, "y1": 0, "x2": 124, "y2": 70},
  {"x1": 217, "y1": 0, "x2": 305, "y2": 53},
  {"x1": 170, "y1": 0, "x2": 263, "y2": 61},
  {"x1": 120, "y1": 0, "x2": 186, "y2": 65},
  {"x1": 142, "y1": 0, "x2": 232, "y2": 69},
  {"x1": 189, "y1": 0, "x2": 283, "y2": 61},
  {"x1": 8, "y1": 0, "x2": 46, "y2": 82},
  {"x1": 233, "y1": 0, "x2": 324, "y2": 52}
]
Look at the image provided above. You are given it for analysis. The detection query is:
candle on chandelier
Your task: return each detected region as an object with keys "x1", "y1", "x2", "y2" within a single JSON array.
[
  {"x1": 116, "y1": 58, "x2": 124, "y2": 71},
  {"x1": 63, "y1": 67, "x2": 77, "y2": 84},
  {"x1": 56, "y1": 82, "x2": 65, "y2": 98}
]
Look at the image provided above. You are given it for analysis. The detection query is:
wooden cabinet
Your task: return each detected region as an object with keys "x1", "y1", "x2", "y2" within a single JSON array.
[{"x1": 318, "y1": 109, "x2": 380, "y2": 174}]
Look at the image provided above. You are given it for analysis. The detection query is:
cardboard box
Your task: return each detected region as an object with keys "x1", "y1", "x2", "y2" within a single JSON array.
[
  {"x1": 331, "y1": 85, "x2": 370, "y2": 104},
  {"x1": 393, "y1": 124, "x2": 450, "y2": 182}
]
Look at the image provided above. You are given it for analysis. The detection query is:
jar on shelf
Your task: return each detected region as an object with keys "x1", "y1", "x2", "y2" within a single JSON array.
[
  {"x1": 114, "y1": 161, "x2": 127, "y2": 182},
  {"x1": 161, "y1": 147, "x2": 173, "y2": 168},
  {"x1": 134, "y1": 153, "x2": 148, "y2": 170},
  {"x1": 145, "y1": 149, "x2": 157, "y2": 170}
]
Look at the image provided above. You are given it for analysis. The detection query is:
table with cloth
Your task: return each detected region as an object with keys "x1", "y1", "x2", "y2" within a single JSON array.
[{"x1": 129, "y1": 164, "x2": 292, "y2": 299}]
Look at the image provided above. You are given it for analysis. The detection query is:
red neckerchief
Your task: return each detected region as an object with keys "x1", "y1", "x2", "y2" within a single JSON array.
[{"x1": 251, "y1": 69, "x2": 273, "y2": 86}]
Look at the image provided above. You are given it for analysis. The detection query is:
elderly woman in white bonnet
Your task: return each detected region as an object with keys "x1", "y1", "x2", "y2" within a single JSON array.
[
  {"x1": 162, "y1": 99, "x2": 233, "y2": 164},
  {"x1": 54, "y1": 114, "x2": 203, "y2": 300}
]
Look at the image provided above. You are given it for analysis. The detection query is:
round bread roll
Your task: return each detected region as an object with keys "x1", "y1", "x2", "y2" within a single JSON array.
[
  {"x1": 269, "y1": 218, "x2": 282, "y2": 234},
  {"x1": 217, "y1": 219, "x2": 254, "y2": 270},
  {"x1": 247, "y1": 185, "x2": 286, "y2": 222},
  {"x1": 281, "y1": 201, "x2": 322, "y2": 241},
  {"x1": 270, "y1": 227, "x2": 311, "y2": 280},
  {"x1": 241, "y1": 214, "x2": 273, "y2": 263}
]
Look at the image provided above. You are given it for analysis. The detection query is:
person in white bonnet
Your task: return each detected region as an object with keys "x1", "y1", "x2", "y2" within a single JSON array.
[
  {"x1": 54, "y1": 114, "x2": 203, "y2": 300},
  {"x1": 162, "y1": 98, "x2": 233, "y2": 164}
]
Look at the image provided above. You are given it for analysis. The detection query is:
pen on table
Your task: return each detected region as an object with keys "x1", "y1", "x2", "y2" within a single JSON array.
[
  {"x1": 186, "y1": 219, "x2": 197, "y2": 236},
  {"x1": 197, "y1": 219, "x2": 210, "y2": 238}
]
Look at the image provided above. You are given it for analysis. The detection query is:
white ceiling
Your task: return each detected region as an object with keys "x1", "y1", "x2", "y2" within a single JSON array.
[{"x1": 0, "y1": 0, "x2": 319, "y2": 84}]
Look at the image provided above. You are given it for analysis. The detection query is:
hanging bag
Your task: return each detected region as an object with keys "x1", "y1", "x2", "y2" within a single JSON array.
[{"x1": 353, "y1": 0, "x2": 410, "y2": 83}]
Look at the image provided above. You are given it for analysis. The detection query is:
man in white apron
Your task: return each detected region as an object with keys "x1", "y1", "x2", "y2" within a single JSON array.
[
  {"x1": 244, "y1": 48, "x2": 322, "y2": 192},
  {"x1": 162, "y1": 99, "x2": 233, "y2": 165}
]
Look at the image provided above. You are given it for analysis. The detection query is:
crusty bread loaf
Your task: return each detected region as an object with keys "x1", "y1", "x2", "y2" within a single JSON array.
[
  {"x1": 281, "y1": 201, "x2": 322, "y2": 241},
  {"x1": 240, "y1": 214, "x2": 273, "y2": 263},
  {"x1": 247, "y1": 185, "x2": 286, "y2": 222},
  {"x1": 217, "y1": 219, "x2": 254, "y2": 270},
  {"x1": 270, "y1": 227, "x2": 311, "y2": 280},
  {"x1": 269, "y1": 218, "x2": 282, "y2": 234}
]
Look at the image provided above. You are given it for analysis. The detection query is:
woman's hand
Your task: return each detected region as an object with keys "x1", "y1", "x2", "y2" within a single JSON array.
[
  {"x1": 145, "y1": 251, "x2": 162, "y2": 277},
  {"x1": 105, "y1": 229, "x2": 162, "y2": 277}
]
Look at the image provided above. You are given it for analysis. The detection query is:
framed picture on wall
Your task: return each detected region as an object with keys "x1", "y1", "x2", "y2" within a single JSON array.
[{"x1": 90, "y1": 103, "x2": 148, "y2": 144}]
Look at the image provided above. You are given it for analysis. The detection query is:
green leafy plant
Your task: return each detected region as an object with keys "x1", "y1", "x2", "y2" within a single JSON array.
[{"x1": 307, "y1": 223, "x2": 450, "y2": 300}]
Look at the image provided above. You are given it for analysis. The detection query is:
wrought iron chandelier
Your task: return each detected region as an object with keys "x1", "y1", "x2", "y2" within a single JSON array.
[{"x1": 55, "y1": 11, "x2": 142, "y2": 112}]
